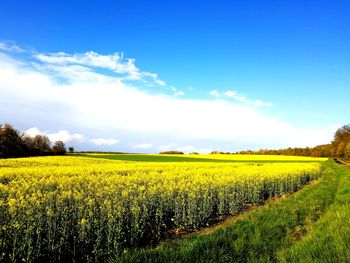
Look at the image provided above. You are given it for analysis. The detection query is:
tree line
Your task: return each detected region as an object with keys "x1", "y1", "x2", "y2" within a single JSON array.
[
  {"x1": 237, "y1": 124, "x2": 350, "y2": 160},
  {"x1": 2, "y1": 123, "x2": 350, "y2": 160},
  {"x1": 0, "y1": 123, "x2": 69, "y2": 158}
]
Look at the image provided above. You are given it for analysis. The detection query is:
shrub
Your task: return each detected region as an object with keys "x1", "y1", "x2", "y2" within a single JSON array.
[{"x1": 159, "y1": 151, "x2": 184, "y2": 154}]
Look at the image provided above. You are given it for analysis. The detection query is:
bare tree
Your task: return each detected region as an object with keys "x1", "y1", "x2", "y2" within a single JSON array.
[
  {"x1": 52, "y1": 141, "x2": 66, "y2": 155},
  {"x1": 0, "y1": 124, "x2": 28, "y2": 158},
  {"x1": 32, "y1": 135, "x2": 51, "y2": 153}
]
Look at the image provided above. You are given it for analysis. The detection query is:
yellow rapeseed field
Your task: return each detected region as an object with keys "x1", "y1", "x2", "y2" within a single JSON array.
[{"x1": 0, "y1": 155, "x2": 325, "y2": 262}]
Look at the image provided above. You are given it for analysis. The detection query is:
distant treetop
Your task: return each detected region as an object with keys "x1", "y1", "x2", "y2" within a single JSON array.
[{"x1": 159, "y1": 151, "x2": 184, "y2": 154}]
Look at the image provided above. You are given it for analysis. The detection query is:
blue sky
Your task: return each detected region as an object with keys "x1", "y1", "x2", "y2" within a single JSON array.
[{"x1": 0, "y1": 1, "x2": 349, "y2": 152}]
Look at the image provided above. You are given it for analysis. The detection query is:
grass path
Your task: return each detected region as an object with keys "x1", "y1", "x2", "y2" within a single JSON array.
[
  {"x1": 277, "y1": 161, "x2": 350, "y2": 262},
  {"x1": 114, "y1": 160, "x2": 350, "y2": 262}
]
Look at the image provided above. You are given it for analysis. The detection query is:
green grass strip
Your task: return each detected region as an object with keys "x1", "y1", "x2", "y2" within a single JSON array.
[
  {"x1": 277, "y1": 162, "x2": 350, "y2": 262},
  {"x1": 113, "y1": 160, "x2": 348, "y2": 263}
]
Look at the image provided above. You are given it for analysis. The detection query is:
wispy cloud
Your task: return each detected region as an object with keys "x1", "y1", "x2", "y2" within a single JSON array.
[
  {"x1": 209, "y1": 89, "x2": 273, "y2": 107},
  {"x1": 34, "y1": 51, "x2": 165, "y2": 87},
  {"x1": 224, "y1": 90, "x2": 245, "y2": 101},
  {"x1": 0, "y1": 41, "x2": 24, "y2": 53},
  {"x1": 169, "y1": 87, "x2": 185, "y2": 97}
]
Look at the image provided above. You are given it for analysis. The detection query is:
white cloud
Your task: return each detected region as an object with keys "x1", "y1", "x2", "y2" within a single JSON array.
[
  {"x1": 209, "y1": 89, "x2": 220, "y2": 97},
  {"x1": 25, "y1": 127, "x2": 43, "y2": 137},
  {"x1": 134, "y1": 143, "x2": 153, "y2": 149},
  {"x1": 224, "y1": 90, "x2": 272, "y2": 107},
  {"x1": 155, "y1": 79, "x2": 166, "y2": 86},
  {"x1": 34, "y1": 51, "x2": 165, "y2": 87},
  {"x1": 169, "y1": 87, "x2": 185, "y2": 97},
  {"x1": 24, "y1": 127, "x2": 119, "y2": 147},
  {"x1": 224, "y1": 90, "x2": 248, "y2": 102},
  {"x1": 91, "y1": 138, "x2": 119, "y2": 146},
  {"x1": 223, "y1": 90, "x2": 236, "y2": 97},
  {"x1": 35, "y1": 51, "x2": 136, "y2": 74},
  {"x1": 254, "y1": 100, "x2": 273, "y2": 107},
  {"x1": 0, "y1": 41, "x2": 24, "y2": 53},
  {"x1": 25, "y1": 127, "x2": 84, "y2": 144},
  {"x1": 175, "y1": 91, "x2": 185, "y2": 96},
  {"x1": 47, "y1": 130, "x2": 84, "y2": 144},
  {"x1": 211, "y1": 89, "x2": 272, "y2": 107},
  {"x1": 0, "y1": 50, "x2": 336, "y2": 150}
]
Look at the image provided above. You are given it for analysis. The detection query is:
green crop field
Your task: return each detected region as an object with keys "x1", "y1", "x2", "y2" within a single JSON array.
[{"x1": 79, "y1": 153, "x2": 327, "y2": 163}]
